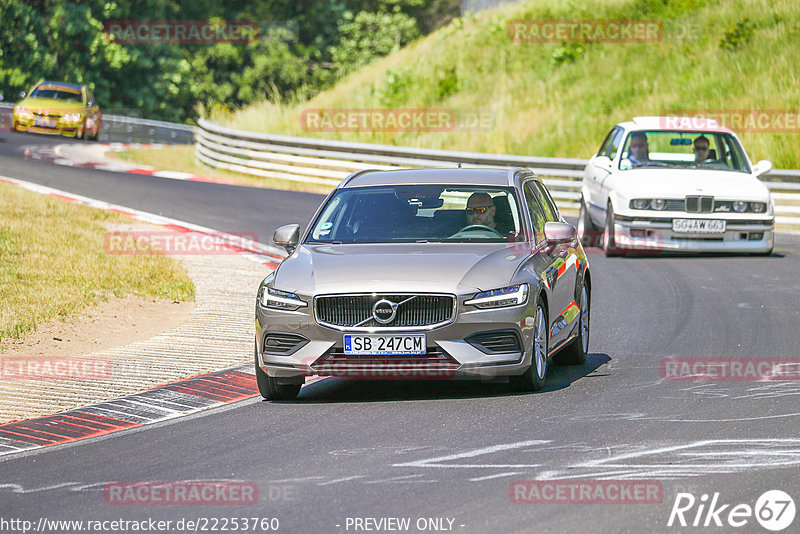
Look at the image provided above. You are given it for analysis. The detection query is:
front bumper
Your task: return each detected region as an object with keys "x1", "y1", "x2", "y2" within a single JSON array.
[
  {"x1": 13, "y1": 115, "x2": 82, "y2": 137},
  {"x1": 610, "y1": 216, "x2": 774, "y2": 253},
  {"x1": 255, "y1": 299, "x2": 539, "y2": 382}
]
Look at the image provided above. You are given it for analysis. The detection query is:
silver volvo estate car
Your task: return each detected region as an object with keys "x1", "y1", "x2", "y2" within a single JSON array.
[{"x1": 255, "y1": 168, "x2": 591, "y2": 400}]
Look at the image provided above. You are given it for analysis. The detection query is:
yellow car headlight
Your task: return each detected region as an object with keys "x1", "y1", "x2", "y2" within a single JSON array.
[
  {"x1": 14, "y1": 107, "x2": 33, "y2": 118},
  {"x1": 63, "y1": 112, "x2": 83, "y2": 122}
]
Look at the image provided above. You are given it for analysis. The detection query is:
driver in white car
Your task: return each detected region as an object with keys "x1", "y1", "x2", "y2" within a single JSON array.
[
  {"x1": 692, "y1": 135, "x2": 712, "y2": 165},
  {"x1": 628, "y1": 132, "x2": 651, "y2": 167},
  {"x1": 465, "y1": 192, "x2": 497, "y2": 229}
]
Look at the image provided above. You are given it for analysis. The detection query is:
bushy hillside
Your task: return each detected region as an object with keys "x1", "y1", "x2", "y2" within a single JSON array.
[{"x1": 217, "y1": 0, "x2": 800, "y2": 168}]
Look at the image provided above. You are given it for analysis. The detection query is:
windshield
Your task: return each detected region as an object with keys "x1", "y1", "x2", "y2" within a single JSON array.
[
  {"x1": 619, "y1": 131, "x2": 751, "y2": 173},
  {"x1": 307, "y1": 185, "x2": 523, "y2": 244},
  {"x1": 30, "y1": 85, "x2": 83, "y2": 103}
]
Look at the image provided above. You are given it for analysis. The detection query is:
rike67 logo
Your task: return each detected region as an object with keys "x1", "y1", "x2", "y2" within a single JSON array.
[{"x1": 668, "y1": 490, "x2": 795, "y2": 531}]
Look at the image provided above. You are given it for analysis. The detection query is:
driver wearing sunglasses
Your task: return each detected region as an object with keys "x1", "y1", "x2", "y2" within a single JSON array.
[
  {"x1": 692, "y1": 135, "x2": 711, "y2": 165},
  {"x1": 465, "y1": 192, "x2": 497, "y2": 229}
]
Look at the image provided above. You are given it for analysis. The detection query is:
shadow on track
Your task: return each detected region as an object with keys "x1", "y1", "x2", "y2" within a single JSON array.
[{"x1": 262, "y1": 353, "x2": 611, "y2": 404}]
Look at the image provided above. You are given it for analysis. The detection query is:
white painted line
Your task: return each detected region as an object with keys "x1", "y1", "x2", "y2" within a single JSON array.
[
  {"x1": 152, "y1": 170, "x2": 196, "y2": 180},
  {"x1": 317, "y1": 475, "x2": 366, "y2": 486},
  {"x1": 392, "y1": 440, "x2": 549, "y2": 469},
  {"x1": 468, "y1": 471, "x2": 524, "y2": 482}
]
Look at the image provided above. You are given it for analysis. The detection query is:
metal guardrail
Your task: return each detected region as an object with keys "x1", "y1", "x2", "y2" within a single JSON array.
[{"x1": 196, "y1": 119, "x2": 800, "y2": 225}]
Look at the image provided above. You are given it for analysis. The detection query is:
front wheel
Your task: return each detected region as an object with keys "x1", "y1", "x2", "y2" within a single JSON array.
[
  {"x1": 510, "y1": 303, "x2": 548, "y2": 392},
  {"x1": 255, "y1": 344, "x2": 300, "y2": 400}
]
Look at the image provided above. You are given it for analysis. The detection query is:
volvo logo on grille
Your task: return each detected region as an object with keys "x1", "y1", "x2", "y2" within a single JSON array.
[{"x1": 373, "y1": 299, "x2": 399, "y2": 324}]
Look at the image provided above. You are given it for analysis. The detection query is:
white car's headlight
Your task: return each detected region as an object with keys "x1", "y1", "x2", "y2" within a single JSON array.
[
  {"x1": 749, "y1": 202, "x2": 766, "y2": 213},
  {"x1": 259, "y1": 285, "x2": 307, "y2": 310},
  {"x1": 465, "y1": 284, "x2": 528, "y2": 309},
  {"x1": 650, "y1": 199, "x2": 667, "y2": 211},
  {"x1": 732, "y1": 201, "x2": 749, "y2": 213},
  {"x1": 631, "y1": 199, "x2": 649, "y2": 210}
]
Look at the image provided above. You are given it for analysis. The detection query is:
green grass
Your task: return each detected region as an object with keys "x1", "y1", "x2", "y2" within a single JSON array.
[
  {"x1": 0, "y1": 182, "x2": 195, "y2": 340},
  {"x1": 214, "y1": 0, "x2": 800, "y2": 169}
]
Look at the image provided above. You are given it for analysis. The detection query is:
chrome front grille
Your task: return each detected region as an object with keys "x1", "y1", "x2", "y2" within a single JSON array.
[
  {"x1": 686, "y1": 196, "x2": 714, "y2": 213},
  {"x1": 315, "y1": 294, "x2": 455, "y2": 329},
  {"x1": 665, "y1": 199, "x2": 685, "y2": 211}
]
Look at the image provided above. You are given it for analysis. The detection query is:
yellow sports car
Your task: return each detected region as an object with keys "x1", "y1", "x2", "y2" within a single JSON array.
[{"x1": 12, "y1": 80, "x2": 102, "y2": 140}]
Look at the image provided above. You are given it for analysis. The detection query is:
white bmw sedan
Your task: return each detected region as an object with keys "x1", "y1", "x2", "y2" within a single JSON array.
[{"x1": 580, "y1": 116, "x2": 775, "y2": 256}]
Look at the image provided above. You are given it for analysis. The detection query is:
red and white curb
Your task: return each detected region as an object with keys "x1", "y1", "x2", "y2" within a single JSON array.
[
  {"x1": 0, "y1": 173, "x2": 286, "y2": 269},
  {"x1": 0, "y1": 364, "x2": 259, "y2": 456},
  {"x1": 24, "y1": 143, "x2": 236, "y2": 185}
]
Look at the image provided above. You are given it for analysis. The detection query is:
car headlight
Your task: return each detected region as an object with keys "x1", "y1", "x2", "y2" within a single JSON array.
[
  {"x1": 465, "y1": 284, "x2": 528, "y2": 309},
  {"x1": 749, "y1": 202, "x2": 766, "y2": 213},
  {"x1": 650, "y1": 199, "x2": 667, "y2": 211},
  {"x1": 258, "y1": 281, "x2": 307, "y2": 311},
  {"x1": 732, "y1": 201, "x2": 749, "y2": 213},
  {"x1": 630, "y1": 199, "x2": 649, "y2": 210},
  {"x1": 14, "y1": 106, "x2": 32, "y2": 118},
  {"x1": 63, "y1": 112, "x2": 82, "y2": 122}
]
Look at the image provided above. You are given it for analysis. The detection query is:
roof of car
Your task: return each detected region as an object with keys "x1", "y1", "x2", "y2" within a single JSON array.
[
  {"x1": 342, "y1": 168, "x2": 527, "y2": 188},
  {"x1": 37, "y1": 81, "x2": 84, "y2": 91},
  {"x1": 618, "y1": 116, "x2": 735, "y2": 134}
]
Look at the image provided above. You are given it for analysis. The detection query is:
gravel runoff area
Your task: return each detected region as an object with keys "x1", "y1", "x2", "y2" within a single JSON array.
[{"x1": 0, "y1": 224, "x2": 271, "y2": 424}]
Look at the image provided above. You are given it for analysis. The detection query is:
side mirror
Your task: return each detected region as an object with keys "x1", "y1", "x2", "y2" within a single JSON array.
[
  {"x1": 273, "y1": 224, "x2": 300, "y2": 254},
  {"x1": 752, "y1": 159, "x2": 773, "y2": 177},
  {"x1": 593, "y1": 155, "x2": 613, "y2": 170},
  {"x1": 19, "y1": 91, "x2": 26, "y2": 99},
  {"x1": 87, "y1": 100, "x2": 95, "y2": 107},
  {"x1": 0, "y1": 93, "x2": 4, "y2": 102},
  {"x1": 544, "y1": 221, "x2": 577, "y2": 246}
]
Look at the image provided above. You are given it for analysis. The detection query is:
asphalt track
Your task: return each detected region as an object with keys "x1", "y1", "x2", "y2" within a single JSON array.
[{"x1": 2, "y1": 132, "x2": 800, "y2": 533}]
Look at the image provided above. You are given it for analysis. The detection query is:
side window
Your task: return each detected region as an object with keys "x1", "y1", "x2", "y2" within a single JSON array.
[
  {"x1": 523, "y1": 182, "x2": 546, "y2": 244},
  {"x1": 597, "y1": 128, "x2": 616, "y2": 157},
  {"x1": 532, "y1": 181, "x2": 559, "y2": 222},
  {"x1": 608, "y1": 128, "x2": 623, "y2": 160}
]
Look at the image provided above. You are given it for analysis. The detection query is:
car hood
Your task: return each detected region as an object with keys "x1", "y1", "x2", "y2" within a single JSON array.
[
  {"x1": 17, "y1": 98, "x2": 85, "y2": 113},
  {"x1": 610, "y1": 168, "x2": 771, "y2": 201},
  {"x1": 273, "y1": 243, "x2": 531, "y2": 295}
]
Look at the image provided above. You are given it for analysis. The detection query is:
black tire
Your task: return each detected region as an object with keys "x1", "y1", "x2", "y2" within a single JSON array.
[
  {"x1": 554, "y1": 283, "x2": 590, "y2": 365},
  {"x1": 578, "y1": 197, "x2": 599, "y2": 248},
  {"x1": 254, "y1": 344, "x2": 300, "y2": 400},
  {"x1": 602, "y1": 202, "x2": 622, "y2": 257},
  {"x1": 510, "y1": 302, "x2": 548, "y2": 392}
]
